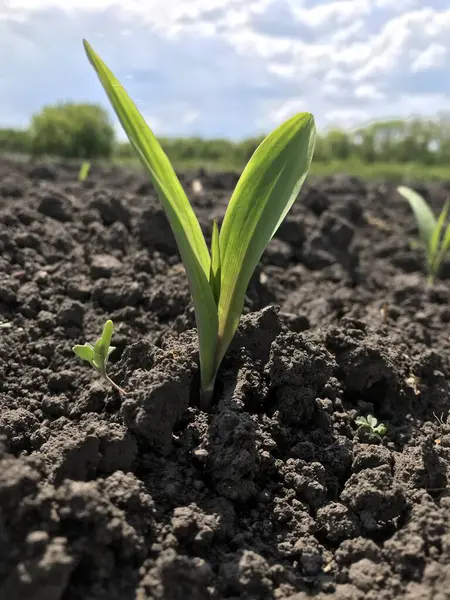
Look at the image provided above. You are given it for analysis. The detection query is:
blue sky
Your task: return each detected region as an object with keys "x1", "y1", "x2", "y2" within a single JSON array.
[{"x1": 1, "y1": 0, "x2": 449, "y2": 139}]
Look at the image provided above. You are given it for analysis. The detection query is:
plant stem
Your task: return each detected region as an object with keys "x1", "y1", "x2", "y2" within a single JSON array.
[
  {"x1": 103, "y1": 372, "x2": 127, "y2": 396},
  {"x1": 199, "y1": 380, "x2": 215, "y2": 411}
]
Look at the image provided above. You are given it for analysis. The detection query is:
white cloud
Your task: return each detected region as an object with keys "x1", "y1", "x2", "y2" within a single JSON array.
[
  {"x1": 265, "y1": 98, "x2": 309, "y2": 125},
  {"x1": 323, "y1": 108, "x2": 372, "y2": 128},
  {"x1": 411, "y1": 43, "x2": 447, "y2": 71},
  {"x1": 355, "y1": 85, "x2": 384, "y2": 100},
  {"x1": 182, "y1": 110, "x2": 200, "y2": 125},
  {"x1": 0, "y1": 0, "x2": 449, "y2": 138}
]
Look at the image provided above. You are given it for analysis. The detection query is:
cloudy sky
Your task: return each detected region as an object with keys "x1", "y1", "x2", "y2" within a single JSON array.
[{"x1": 1, "y1": 0, "x2": 449, "y2": 139}]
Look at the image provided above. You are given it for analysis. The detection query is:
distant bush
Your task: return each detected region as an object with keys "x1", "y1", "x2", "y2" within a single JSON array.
[
  {"x1": 116, "y1": 137, "x2": 249, "y2": 170},
  {"x1": 238, "y1": 136, "x2": 265, "y2": 162},
  {"x1": 0, "y1": 128, "x2": 31, "y2": 154},
  {"x1": 115, "y1": 141, "x2": 135, "y2": 159},
  {"x1": 4, "y1": 108, "x2": 450, "y2": 176},
  {"x1": 29, "y1": 102, "x2": 115, "y2": 159}
]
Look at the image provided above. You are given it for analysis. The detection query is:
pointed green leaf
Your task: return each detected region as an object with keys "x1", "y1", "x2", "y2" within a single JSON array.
[
  {"x1": 93, "y1": 336, "x2": 104, "y2": 355},
  {"x1": 78, "y1": 160, "x2": 91, "y2": 182},
  {"x1": 429, "y1": 200, "x2": 449, "y2": 267},
  {"x1": 73, "y1": 344, "x2": 94, "y2": 364},
  {"x1": 434, "y1": 221, "x2": 450, "y2": 276},
  {"x1": 216, "y1": 112, "x2": 315, "y2": 366},
  {"x1": 93, "y1": 337, "x2": 106, "y2": 371},
  {"x1": 102, "y1": 319, "x2": 114, "y2": 350},
  {"x1": 210, "y1": 218, "x2": 221, "y2": 305},
  {"x1": 397, "y1": 186, "x2": 437, "y2": 251},
  {"x1": 91, "y1": 320, "x2": 115, "y2": 369},
  {"x1": 83, "y1": 40, "x2": 218, "y2": 390},
  {"x1": 441, "y1": 222, "x2": 450, "y2": 256}
]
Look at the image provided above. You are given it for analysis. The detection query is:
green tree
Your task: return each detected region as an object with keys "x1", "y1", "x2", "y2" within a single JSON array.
[
  {"x1": 0, "y1": 128, "x2": 31, "y2": 154},
  {"x1": 30, "y1": 102, "x2": 115, "y2": 159},
  {"x1": 325, "y1": 129, "x2": 352, "y2": 160}
]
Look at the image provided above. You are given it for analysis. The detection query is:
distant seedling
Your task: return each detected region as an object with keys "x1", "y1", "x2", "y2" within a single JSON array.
[
  {"x1": 397, "y1": 185, "x2": 450, "y2": 284},
  {"x1": 355, "y1": 414, "x2": 387, "y2": 436},
  {"x1": 78, "y1": 160, "x2": 91, "y2": 182},
  {"x1": 82, "y1": 39, "x2": 316, "y2": 409},
  {"x1": 73, "y1": 319, "x2": 126, "y2": 395}
]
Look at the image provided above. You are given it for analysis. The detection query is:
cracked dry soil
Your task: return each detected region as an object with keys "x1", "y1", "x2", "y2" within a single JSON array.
[{"x1": 0, "y1": 157, "x2": 450, "y2": 600}]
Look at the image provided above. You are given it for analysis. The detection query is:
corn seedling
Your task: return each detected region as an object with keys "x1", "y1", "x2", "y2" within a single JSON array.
[
  {"x1": 355, "y1": 414, "x2": 387, "y2": 436},
  {"x1": 397, "y1": 185, "x2": 450, "y2": 284},
  {"x1": 78, "y1": 160, "x2": 91, "y2": 182},
  {"x1": 83, "y1": 40, "x2": 316, "y2": 409},
  {"x1": 73, "y1": 319, "x2": 126, "y2": 395}
]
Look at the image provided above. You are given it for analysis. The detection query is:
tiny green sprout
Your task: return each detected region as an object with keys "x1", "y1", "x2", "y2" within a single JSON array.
[
  {"x1": 78, "y1": 160, "x2": 91, "y2": 182},
  {"x1": 82, "y1": 40, "x2": 316, "y2": 409},
  {"x1": 72, "y1": 319, "x2": 126, "y2": 395},
  {"x1": 397, "y1": 185, "x2": 450, "y2": 285},
  {"x1": 355, "y1": 414, "x2": 387, "y2": 436}
]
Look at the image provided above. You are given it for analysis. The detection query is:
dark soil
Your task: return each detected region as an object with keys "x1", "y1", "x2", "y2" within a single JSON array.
[{"x1": 1, "y1": 156, "x2": 450, "y2": 600}]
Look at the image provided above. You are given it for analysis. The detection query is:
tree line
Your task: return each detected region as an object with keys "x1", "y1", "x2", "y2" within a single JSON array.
[{"x1": 1, "y1": 102, "x2": 450, "y2": 168}]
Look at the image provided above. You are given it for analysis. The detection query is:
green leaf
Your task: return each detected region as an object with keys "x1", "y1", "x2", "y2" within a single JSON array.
[
  {"x1": 78, "y1": 160, "x2": 91, "y2": 182},
  {"x1": 434, "y1": 220, "x2": 450, "y2": 278},
  {"x1": 397, "y1": 186, "x2": 437, "y2": 252},
  {"x1": 355, "y1": 417, "x2": 368, "y2": 427},
  {"x1": 93, "y1": 343, "x2": 105, "y2": 371},
  {"x1": 102, "y1": 319, "x2": 114, "y2": 350},
  {"x1": 375, "y1": 424, "x2": 387, "y2": 436},
  {"x1": 429, "y1": 200, "x2": 449, "y2": 270},
  {"x1": 83, "y1": 40, "x2": 218, "y2": 391},
  {"x1": 73, "y1": 344, "x2": 94, "y2": 364},
  {"x1": 367, "y1": 415, "x2": 378, "y2": 427},
  {"x1": 209, "y1": 218, "x2": 221, "y2": 304},
  {"x1": 92, "y1": 320, "x2": 111, "y2": 370},
  {"x1": 441, "y1": 222, "x2": 450, "y2": 256},
  {"x1": 216, "y1": 112, "x2": 315, "y2": 367}
]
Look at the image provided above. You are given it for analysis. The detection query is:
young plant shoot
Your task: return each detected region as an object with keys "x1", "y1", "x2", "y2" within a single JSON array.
[
  {"x1": 78, "y1": 160, "x2": 91, "y2": 182},
  {"x1": 355, "y1": 414, "x2": 387, "y2": 436},
  {"x1": 397, "y1": 185, "x2": 450, "y2": 284},
  {"x1": 83, "y1": 40, "x2": 316, "y2": 408},
  {"x1": 73, "y1": 319, "x2": 126, "y2": 395}
]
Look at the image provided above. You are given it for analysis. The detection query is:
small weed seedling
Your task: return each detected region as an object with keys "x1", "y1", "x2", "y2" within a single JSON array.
[
  {"x1": 82, "y1": 39, "x2": 316, "y2": 408},
  {"x1": 355, "y1": 414, "x2": 387, "y2": 436},
  {"x1": 73, "y1": 319, "x2": 126, "y2": 395},
  {"x1": 397, "y1": 185, "x2": 450, "y2": 284},
  {"x1": 78, "y1": 160, "x2": 91, "y2": 182}
]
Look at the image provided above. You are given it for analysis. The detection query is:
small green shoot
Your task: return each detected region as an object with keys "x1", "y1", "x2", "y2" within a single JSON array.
[
  {"x1": 355, "y1": 414, "x2": 387, "y2": 436},
  {"x1": 78, "y1": 160, "x2": 91, "y2": 182},
  {"x1": 83, "y1": 39, "x2": 316, "y2": 409},
  {"x1": 397, "y1": 185, "x2": 450, "y2": 284},
  {"x1": 72, "y1": 319, "x2": 126, "y2": 395}
]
